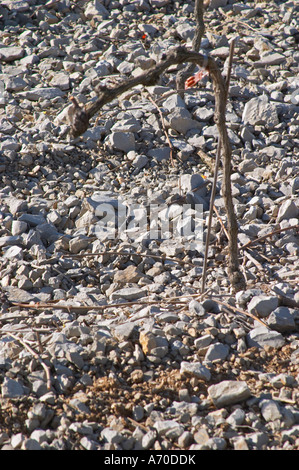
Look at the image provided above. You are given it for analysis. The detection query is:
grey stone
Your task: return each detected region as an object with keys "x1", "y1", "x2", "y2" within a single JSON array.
[
  {"x1": 267, "y1": 307, "x2": 296, "y2": 333},
  {"x1": 11, "y1": 433, "x2": 25, "y2": 449},
  {"x1": 254, "y1": 52, "x2": 286, "y2": 67},
  {"x1": 247, "y1": 295, "x2": 279, "y2": 317},
  {"x1": 226, "y1": 408, "x2": 246, "y2": 427},
  {"x1": 69, "y1": 236, "x2": 90, "y2": 254},
  {"x1": 204, "y1": 342, "x2": 229, "y2": 363},
  {"x1": 85, "y1": 0, "x2": 109, "y2": 19},
  {"x1": 176, "y1": 22, "x2": 196, "y2": 42},
  {"x1": 1, "y1": 377, "x2": 26, "y2": 398},
  {"x1": 0, "y1": 46, "x2": 24, "y2": 62},
  {"x1": 18, "y1": 87, "x2": 65, "y2": 101},
  {"x1": 194, "y1": 334, "x2": 213, "y2": 350},
  {"x1": 208, "y1": 380, "x2": 251, "y2": 408},
  {"x1": 246, "y1": 432, "x2": 269, "y2": 449},
  {"x1": 189, "y1": 299, "x2": 206, "y2": 317},
  {"x1": 242, "y1": 94, "x2": 279, "y2": 127},
  {"x1": 22, "y1": 438, "x2": 42, "y2": 450},
  {"x1": 206, "y1": 437, "x2": 227, "y2": 450},
  {"x1": 153, "y1": 419, "x2": 184, "y2": 438},
  {"x1": 246, "y1": 326, "x2": 285, "y2": 349},
  {"x1": 180, "y1": 361, "x2": 211, "y2": 382},
  {"x1": 260, "y1": 399, "x2": 283, "y2": 422},
  {"x1": 101, "y1": 428, "x2": 124, "y2": 444},
  {"x1": 142, "y1": 430, "x2": 157, "y2": 450},
  {"x1": 113, "y1": 322, "x2": 135, "y2": 341},
  {"x1": 110, "y1": 287, "x2": 147, "y2": 301},
  {"x1": 147, "y1": 147, "x2": 170, "y2": 162},
  {"x1": 209, "y1": 0, "x2": 228, "y2": 9},
  {"x1": 180, "y1": 173, "x2": 207, "y2": 196},
  {"x1": 276, "y1": 200, "x2": 298, "y2": 222},
  {"x1": 167, "y1": 108, "x2": 201, "y2": 134},
  {"x1": 3, "y1": 245, "x2": 23, "y2": 260},
  {"x1": 108, "y1": 131, "x2": 135, "y2": 152}
]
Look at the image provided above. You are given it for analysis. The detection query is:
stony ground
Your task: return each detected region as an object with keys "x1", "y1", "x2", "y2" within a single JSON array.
[{"x1": 0, "y1": 0, "x2": 299, "y2": 451}]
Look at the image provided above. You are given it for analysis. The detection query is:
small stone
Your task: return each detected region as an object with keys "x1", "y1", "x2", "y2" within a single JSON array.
[
  {"x1": 208, "y1": 380, "x2": 251, "y2": 407},
  {"x1": 178, "y1": 431, "x2": 193, "y2": 448},
  {"x1": 3, "y1": 245, "x2": 23, "y2": 260},
  {"x1": 254, "y1": 52, "x2": 286, "y2": 67},
  {"x1": 132, "y1": 405, "x2": 144, "y2": 422},
  {"x1": 18, "y1": 87, "x2": 65, "y2": 101},
  {"x1": 139, "y1": 330, "x2": 168, "y2": 357},
  {"x1": 108, "y1": 131, "x2": 135, "y2": 153},
  {"x1": 232, "y1": 436, "x2": 249, "y2": 450},
  {"x1": 204, "y1": 342, "x2": 229, "y2": 363},
  {"x1": 11, "y1": 220, "x2": 28, "y2": 236},
  {"x1": 260, "y1": 399, "x2": 283, "y2": 422},
  {"x1": 242, "y1": 94, "x2": 279, "y2": 128},
  {"x1": 276, "y1": 200, "x2": 298, "y2": 222},
  {"x1": 114, "y1": 265, "x2": 143, "y2": 284},
  {"x1": 194, "y1": 334, "x2": 213, "y2": 350},
  {"x1": 22, "y1": 438, "x2": 42, "y2": 450},
  {"x1": 11, "y1": 433, "x2": 25, "y2": 449},
  {"x1": 0, "y1": 46, "x2": 24, "y2": 62},
  {"x1": 69, "y1": 236, "x2": 90, "y2": 254},
  {"x1": 247, "y1": 295, "x2": 279, "y2": 317},
  {"x1": 101, "y1": 428, "x2": 124, "y2": 445},
  {"x1": 110, "y1": 287, "x2": 147, "y2": 301},
  {"x1": 167, "y1": 108, "x2": 201, "y2": 134},
  {"x1": 142, "y1": 430, "x2": 157, "y2": 450},
  {"x1": 153, "y1": 419, "x2": 184, "y2": 439},
  {"x1": 188, "y1": 299, "x2": 206, "y2": 316},
  {"x1": 1, "y1": 377, "x2": 26, "y2": 398},
  {"x1": 226, "y1": 408, "x2": 246, "y2": 427},
  {"x1": 180, "y1": 361, "x2": 211, "y2": 382},
  {"x1": 114, "y1": 322, "x2": 135, "y2": 341},
  {"x1": 85, "y1": 0, "x2": 109, "y2": 19},
  {"x1": 246, "y1": 326, "x2": 285, "y2": 349},
  {"x1": 267, "y1": 307, "x2": 296, "y2": 333},
  {"x1": 194, "y1": 428, "x2": 210, "y2": 445}
]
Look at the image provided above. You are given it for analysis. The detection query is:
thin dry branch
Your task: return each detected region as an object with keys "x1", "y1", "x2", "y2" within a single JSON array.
[
  {"x1": 62, "y1": 249, "x2": 198, "y2": 268},
  {"x1": 6, "y1": 332, "x2": 52, "y2": 391},
  {"x1": 240, "y1": 224, "x2": 299, "y2": 250},
  {"x1": 147, "y1": 94, "x2": 175, "y2": 167}
]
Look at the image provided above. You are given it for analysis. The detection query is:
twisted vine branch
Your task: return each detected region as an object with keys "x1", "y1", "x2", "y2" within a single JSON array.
[{"x1": 67, "y1": 45, "x2": 244, "y2": 291}]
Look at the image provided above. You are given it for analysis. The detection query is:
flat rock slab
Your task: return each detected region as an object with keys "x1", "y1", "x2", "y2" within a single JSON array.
[
  {"x1": 0, "y1": 46, "x2": 24, "y2": 62},
  {"x1": 18, "y1": 87, "x2": 65, "y2": 101},
  {"x1": 246, "y1": 326, "x2": 285, "y2": 349},
  {"x1": 208, "y1": 380, "x2": 251, "y2": 407},
  {"x1": 4, "y1": 286, "x2": 39, "y2": 303},
  {"x1": 109, "y1": 287, "x2": 147, "y2": 301}
]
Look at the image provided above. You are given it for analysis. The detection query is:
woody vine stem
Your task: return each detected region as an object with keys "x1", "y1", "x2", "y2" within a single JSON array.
[{"x1": 67, "y1": 6, "x2": 245, "y2": 293}]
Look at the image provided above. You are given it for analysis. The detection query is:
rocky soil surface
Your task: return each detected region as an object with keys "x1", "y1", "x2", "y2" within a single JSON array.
[{"x1": 0, "y1": 0, "x2": 299, "y2": 451}]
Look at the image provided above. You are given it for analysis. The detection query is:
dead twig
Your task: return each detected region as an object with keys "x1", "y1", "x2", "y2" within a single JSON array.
[
  {"x1": 210, "y1": 298, "x2": 269, "y2": 329},
  {"x1": 240, "y1": 224, "x2": 299, "y2": 250},
  {"x1": 6, "y1": 332, "x2": 52, "y2": 392},
  {"x1": 62, "y1": 249, "x2": 198, "y2": 268},
  {"x1": 147, "y1": 94, "x2": 175, "y2": 167}
]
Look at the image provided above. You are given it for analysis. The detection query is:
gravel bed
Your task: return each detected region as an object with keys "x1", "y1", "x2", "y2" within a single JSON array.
[{"x1": 0, "y1": 0, "x2": 299, "y2": 451}]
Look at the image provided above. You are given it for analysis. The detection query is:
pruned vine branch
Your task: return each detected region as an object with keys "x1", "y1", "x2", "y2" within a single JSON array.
[{"x1": 67, "y1": 17, "x2": 245, "y2": 291}]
